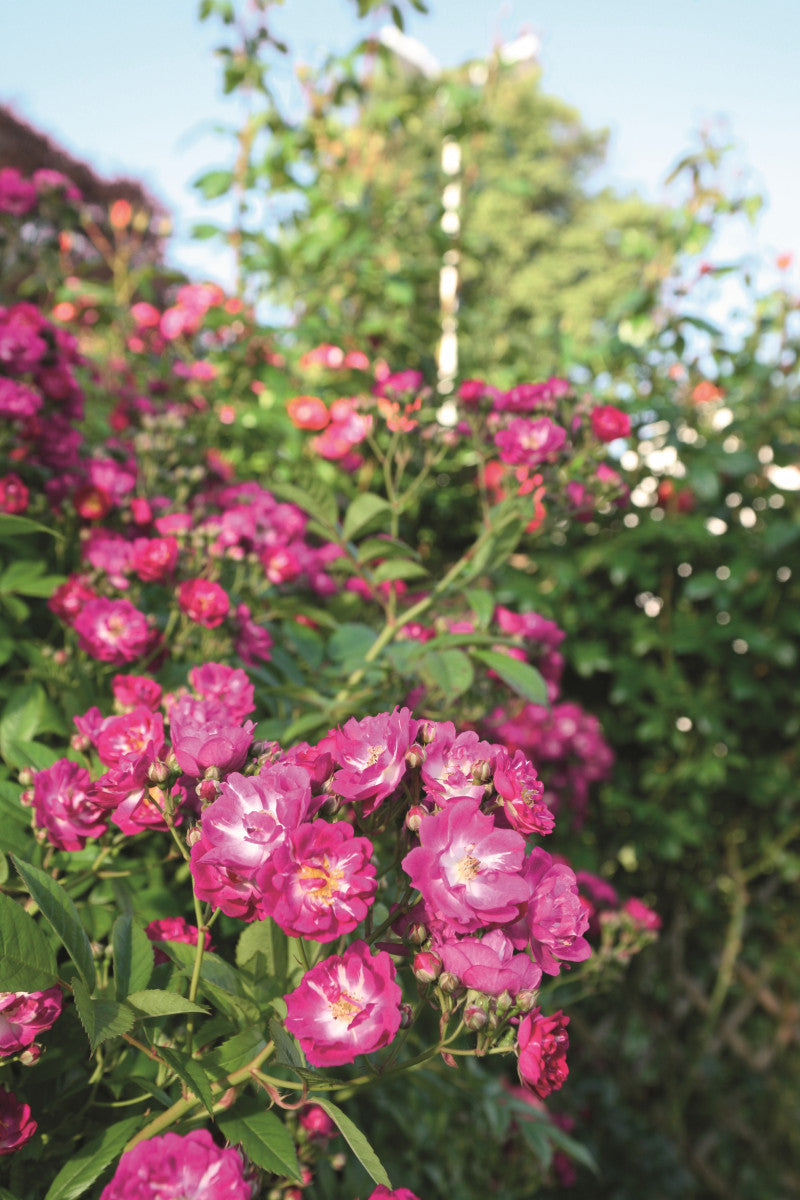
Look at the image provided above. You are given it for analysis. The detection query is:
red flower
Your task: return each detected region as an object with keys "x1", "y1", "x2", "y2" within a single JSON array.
[
  {"x1": 177, "y1": 578, "x2": 230, "y2": 628},
  {"x1": 590, "y1": 405, "x2": 631, "y2": 442},
  {"x1": 516, "y1": 1007, "x2": 570, "y2": 1099}
]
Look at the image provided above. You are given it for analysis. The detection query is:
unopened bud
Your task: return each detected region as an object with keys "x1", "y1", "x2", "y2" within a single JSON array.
[
  {"x1": 147, "y1": 759, "x2": 170, "y2": 785},
  {"x1": 399, "y1": 1002, "x2": 414, "y2": 1029},
  {"x1": 464, "y1": 1002, "x2": 488, "y2": 1032},
  {"x1": 407, "y1": 921, "x2": 428, "y2": 946},
  {"x1": 184, "y1": 824, "x2": 202, "y2": 847},
  {"x1": 196, "y1": 778, "x2": 219, "y2": 805},
  {"x1": 19, "y1": 1044, "x2": 42, "y2": 1066},
  {"x1": 495, "y1": 990, "x2": 513, "y2": 1016},
  {"x1": 405, "y1": 744, "x2": 426, "y2": 770},
  {"x1": 53, "y1": 649, "x2": 68, "y2": 666},
  {"x1": 18, "y1": 767, "x2": 35, "y2": 787},
  {"x1": 203, "y1": 765, "x2": 221, "y2": 781},
  {"x1": 413, "y1": 950, "x2": 442, "y2": 984},
  {"x1": 438, "y1": 971, "x2": 460, "y2": 995},
  {"x1": 20, "y1": 787, "x2": 35, "y2": 807},
  {"x1": 405, "y1": 805, "x2": 426, "y2": 833},
  {"x1": 515, "y1": 989, "x2": 538, "y2": 1013},
  {"x1": 330, "y1": 1153, "x2": 347, "y2": 1172},
  {"x1": 165, "y1": 751, "x2": 181, "y2": 773},
  {"x1": 70, "y1": 733, "x2": 91, "y2": 753},
  {"x1": 471, "y1": 759, "x2": 492, "y2": 785},
  {"x1": 419, "y1": 721, "x2": 437, "y2": 745},
  {"x1": 440, "y1": 1051, "x2": 457, "y2": 1068}
]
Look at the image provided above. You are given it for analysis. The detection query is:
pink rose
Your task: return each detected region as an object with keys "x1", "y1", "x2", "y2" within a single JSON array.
[
  {"x1": 177, "y1": 578, "x2": 230, "y2": 628},
  {"x1": 0, "y1": 1086, "x2": 37, "y2": 1156},
  {"x1": 99, "y1": 1130, "x2": 250, "y2": 1200},
  {"x1": 516, "y1": 1007, "x2": 570, "y2": 1099},
  {"x1": 590, "y1": 404, "x2": 631, "y2": 442},
  {"x1": 284, "y1": 940, "x2": 401, "y2": 1067}
]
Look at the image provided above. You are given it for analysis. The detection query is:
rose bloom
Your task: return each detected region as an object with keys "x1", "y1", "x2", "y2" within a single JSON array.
[
  {"x1": 0, "y1": 473, "x2": 29, "y2": 514},
  {"x1": 99, "y1": 1130, "x2": 250, "y2": 1200},
  {"x1": 284, "y1": 940, "x2": 401, "y2": 1067},
  {"x1": 177, "y1": 578, "x2": 230, "y2": 628},
  {"x1": 438, "y1": 928, "x2": 542, "y2": 998},
  {"x1": 516, "y1": 1007, "x2": 570, "y2": 1099},
  {"x1": 145, "y1": 917, "x2": 212, "y2": 965},
  {"x1": 0, "y1": 1086, "x2": 37, "y2": 1156},
  {"x1": 0, "y1": 988, "x2": 62, "y2": 1056},
  {"x1": 258, "y1": 819, "x2": 377, "y2": 943},
  {"x1": 130, "y1": 535, "x2": 179, "y2": 582},
  {"x1": 402, "y1": 797, "x2": 529, "y2": 933},
  {"x1": 495, "y1": 417, "x2": 567, "y2": 467},
  {"x1": 73, "y1": 598, "x2": 156, "y2": 665},
  {"x1": 332, "y1": 707, "x2": 418, "y2": 813},
  {"x1": 32, "y1": 759, "x2": 107, "y2": 851},
  {"x1": 622, "y1": 897, "x2": 662, "y2": 932},
  {"x1": 365, "y1": 1190, "x2": 422, "y2": 1200},
  {"x1": 189, "y1": 662, "x2": 255, "y2": 723},
  {"x1": 287, "y1": 394, "x2": 330, "y2": 430},
  {"x1": 590, "y1": 404, "x2": 631, "y2": 442},
  {"x1": 112, "y1": 674, "x2": 163, "y2": 712},
  {"x1": 169, "y1": 695, "x2": 254, "y2": 777},
  {"x1": 512, "y1": 848, "x2": 591, "y2": 975}
]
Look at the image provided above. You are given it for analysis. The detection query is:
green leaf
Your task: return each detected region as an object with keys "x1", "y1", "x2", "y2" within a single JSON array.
[
  {"x1": 0, "y1": 781, "x2": 35, "y2": 856},
  {"x1": 73, "y1": 979, "x2": 134, "y2": 1052},
  {"x1": 271, "y1": 480, "x2": 339, "y2": 532},
  {"x1": 0, "y1": 514, "x2": 60, "y2": 538},
  {"x1": 311, "y1": 1097, "x2": 392, "y2": 1188},
  {"x1": 465, "y1": 587, "x2": 495, "y2": 627},
  {"x1": 236, "y1": 917, "x2": 288, "y2": 977},
  {"x1": 328, "y1": 622, "x2": 376, "y2": 667},
  {"x1": 207, "y1": 1028, "x2": 268, "y2": 1075},
  {"x1": 111, "y1": 915, "x2": 154, "y2": 1000},
  {"x1": 218, "y1": 1097, "x2": 302, "y2": 1182},
  {"x1": 357, "y1": 535, "x2": 420, "y2": 564},
  {"x1": 418, "y1": 648, "x2": 475, "y2": 697},
  {"x1": 126, "y1": 989, "x2": 208, "y2": 1018},
  {"x1": 194, "y1": 168, "x2": 234, "y2": 199},
  {"x1": 158, "y1": 1045, "x2": 216, "y2": 1116},
  {"x1": 13, "y1": 856, "x2": 96, "y2": 992},
  {"x1": 0, "y1": 683, "x2": 46, "y2": 752},
  {"x1": 371, "y1": 558, "x2": 428, "y2": 583},
  {"x1": 470, "y1": 649, "x2": 549, "y2": 705},
  {"x1": 0, "y1": 889, "x2": 58, "y2": 990},
  {"x1": 269, "y1": 1016, "x2": 306, "y2": 1071},
  {"x1": 43, "y1": 1115, "x2": 143, "y2": 1200},
  {"x1": 0, "y1": 560, "x2": 65, "y2": 596},
  {"x1": 1, "y1": 739, "x2": 62, "y2": 770},
  {"x1": 342, "y1": 493, "x2": 392, "y2": 541}
]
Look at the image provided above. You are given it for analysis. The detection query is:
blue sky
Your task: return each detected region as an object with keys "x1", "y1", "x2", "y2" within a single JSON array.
[{"x1": 1, "y1": 0, "x2": 798, "y2": 285}]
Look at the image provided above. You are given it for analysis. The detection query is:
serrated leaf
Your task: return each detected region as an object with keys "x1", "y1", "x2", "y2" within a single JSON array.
[
  {"x1": 0, "y1": 889, "x2": 58, "y2": 990},
  {"x1": 357, "y1": 535, "x2": 419, "y2": 564},
  {"x1": 418, "y1": 648, "x2": 475, "y2": 697},
  {"x1": 111, "y1": 915, "x2": 154, "y2": 1000},
  {"x1": 126, "y1": 989, "x2": 208, "y2": 1017},
  {"x1": 218, "y1": 1097, "x2": 301, "y2": 1182},
  {"x1": 342, "y1": 493, "x2": 392, "y2": 541},
  {"x1": 269, "y1": 1016, "x2": 305, "y2": 1071},
  {"x1": 328, "y1": 622, "x2": 376, "y2": 666},
  {"x1": 236, "y1": 917, "x2": 287, "y2": 977},
  {"x1": 2, "y1": 739, "x2": 62, "y2": 770},
  {"x1": 311, "y1": 1097, "x2": 392, "y2": 1188},
  {"x1": 0, "y1": 514, "x2": 60, "y2": 538},
  {"x1": 207, "y1": 1028, "x2": 268, "y2": 1075},
  {"x1": 371, "y1": 558, "x2": 428, "y2": 583},
  {"x1": 465, "y1": 587, "x2": 495, "y2": 627},
  {"x1": 158, "y1": 1045, "x2": 216, "y2": 1116},
  {"x1": 43, "y1": 1115, "x2": 142, "y2": 1200},
  {"x1": 470, "y1": 648, "x2": 549, "y2": 705},
  {"x1": 0, "y1": 683, "x2": 46, "y2": 751},
  {"x1": 270, "y1": 480, "x2": 339, "y2": 532},
  {"x1": 13, "y1": 855, "x2": 96, "y2": 991},
  {"x1": 73, "y1": 980, "x2": 134, "y2": 1052}
]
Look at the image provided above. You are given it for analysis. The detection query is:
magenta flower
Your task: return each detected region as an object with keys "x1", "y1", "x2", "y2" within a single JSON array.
[
  {"x1": 99, "y1": 1129, "x2": 250, "y2": 1200},
  {"x1": 590, "y1": 404, "x2": 631, "y2": 442},
  {"x1": 495, "y1": 417, "x2": 567, "y2": 466},
  {"x1": 189, "y1": 662, "x2": 255, "y2": 723},
  {"x1": 284, "y1": 940, "x2": 401, "y2": 1067},
  {"x1": 622, "y1": 897, "x2": 662, "y2": 932},
  {"x1": 258, "y1": 820, "x2": 377, "y2": 942},
  {"x1": 0, "y1": 988, "x2": 62, "y2": 1056},
  {"x1": 32, "y1": 759, "x2": 107, "y2": 851},
  {"x1": 515, "y1": 848, "x2": 591, "y2": 975},
  {"x1": 421, "y1": 723, "x2": 495, "y2": 805},
  {"x1": 402, "y1": 797, "x2": 529, "y2": 933},
  {"x1": 0, "y1": 167, "x2": 37, "y2": 215},
  {"x1": 111, "y1": 674, "x2": 163, "y2": 712},
  {"x1": 0, "y1": 378, "x2": 42, "y2": 419},
  {"x1": 516, "y1": 1008, "x2": 570, "y2": 1099},
  {"x1": 73, "y1": 598, "x2": 156, "y2": 665},
  {"x1": 332, "y1": 707, "x2": 418, "y2": 812},
  {"x1": 169, "y1": 696, "x2": 254, "y2": 777},
  {"x1": 177, "y1": 578, "x2": 230, "y2": 628},
  {"x1": 438, "y1": 928, "x2": 542, "y2": 997},
  {"x1": 95, "y1": 706, "x2": 165, "y2": 769},
  {"x1": 130, "y1": 535, "x2": 179, "y2": 582},
  {"x1": 234, "y1": 603, "x2": 273, "y2": 665},
  {"x1": 492, "y1": 748, "x2": 554, "y2": 837},
  {"x1": 145, "y1": 917, "x2": 212, "y2": 965},
  {"x1": 0, "y1": 1086, "x2": 36, "y2": 1156},
  {"x1": 365, "y1": 1190, "x2": 422, "y2": 1200}
]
